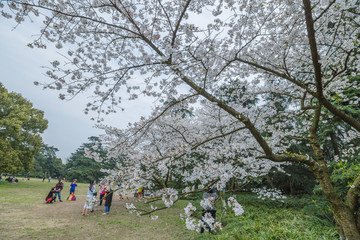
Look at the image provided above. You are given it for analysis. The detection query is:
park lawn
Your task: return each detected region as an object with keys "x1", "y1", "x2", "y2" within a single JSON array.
[
  {"x1": 0, "y1": 178, "x2": 196, "y2": 240},
  {"x1": 0, "y1": 179, "x2": 339, "y2": 240}
]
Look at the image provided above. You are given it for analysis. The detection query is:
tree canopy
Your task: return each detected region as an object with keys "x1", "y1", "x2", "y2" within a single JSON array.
[
  {"x1": 29, "y1": 144, "x2": 64, "y2": 178},
  {"x1": 1, "y1": 0, "x2": 360, "y2": 238},
  {"x1": 0, "y1": 82, "x2": 48, "y2": 174},
  {"x1": 64, "y1": 136, "x2": 120, "y2": 182}
]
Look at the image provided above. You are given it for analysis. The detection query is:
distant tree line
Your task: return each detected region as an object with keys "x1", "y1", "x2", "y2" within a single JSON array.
[{"x1": 26, "y1": 137, "x2": 121, "y2": 183}]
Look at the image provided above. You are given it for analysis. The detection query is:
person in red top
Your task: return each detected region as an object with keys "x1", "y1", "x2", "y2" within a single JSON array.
[
  {"x1": 54, "y1": 179, "x2": 64, "y2": 202},
  {"x1": 99, "y1": 183, "x2": 106, "y2": 206}
]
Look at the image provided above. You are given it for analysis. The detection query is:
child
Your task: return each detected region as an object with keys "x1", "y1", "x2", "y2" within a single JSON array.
[
  {"x1": 67, "y1": 179, "x2": 77, "y2": 201},
  {"x1": 45, "y1": 187, "x2": 58, "y2": 203},
  {"x1": 69, "y1": 179, "x2": 78, "y2": 195}
]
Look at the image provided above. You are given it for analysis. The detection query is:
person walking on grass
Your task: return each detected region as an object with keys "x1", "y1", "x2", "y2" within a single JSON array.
[
  {"x1": 82, "y1": 180, "x2": 97, "y2": 216},
  {"x1": 54, "y1": 179, "x2": 64, "y2": 202}
]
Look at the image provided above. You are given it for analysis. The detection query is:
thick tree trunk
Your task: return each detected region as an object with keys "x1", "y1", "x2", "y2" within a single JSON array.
[
  {"x1": 332, "y1": 204, "x2": 359, "y2": 240},
  {"x1": 314, "y1": 165, "x2": 360, "y2": 240},
  {"x1": 308, "y1": 104, "x2": 360, "y2": 239}
]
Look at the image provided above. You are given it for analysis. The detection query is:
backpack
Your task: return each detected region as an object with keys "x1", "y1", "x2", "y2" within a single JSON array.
[{"x1": 67, "y1": 193, "x2": 75, "y2": 201}]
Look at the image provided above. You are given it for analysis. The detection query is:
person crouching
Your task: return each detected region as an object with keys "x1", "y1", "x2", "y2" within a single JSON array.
[{"x1": 45, "y1": 187, "x2": 58, "y2": 203}]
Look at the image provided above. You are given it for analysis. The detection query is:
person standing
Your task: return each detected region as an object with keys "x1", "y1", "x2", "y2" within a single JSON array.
[
  {"x1": 200, "y1": 188, "x2": 218, "y2": 233},
  {"x1": 42, "y1": 176, "x2": 45, "y2": 182},
  {"x1": 82, "y1": 180, "x2": 97, "y2": 216},
  {"x1": 69, "y1": 179, "x2": 78, "y2": 195},
  {"x1": 48, "y1": 176, "x2": 51, "y2": 182},
  {"x1": 103, "y1": 181, "x2": 114, "y2": 215},
  {"x1": 54, "y1": 179, "x2": 64, "y2": 202},
  {"x1": 99, "y1": 183, "x2": 106, "y2": 206},
  {"x1": 137, "y1": 186, "x2": 144, "y2": 201}
]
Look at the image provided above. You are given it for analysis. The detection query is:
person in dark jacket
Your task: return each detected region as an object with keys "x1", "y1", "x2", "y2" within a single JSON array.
[
  {"x1": 45, "y1": 187, "x2": 58, "y2": 203},
  {"x1": 54, "y1": 179, "x2": 64, "y2": 202},
  {"x1": 103, "y1": 181, "x2": 114, "y2": 215},
  {"x1": 200, "y1": 188, "x2": 218, "y2": 233}
]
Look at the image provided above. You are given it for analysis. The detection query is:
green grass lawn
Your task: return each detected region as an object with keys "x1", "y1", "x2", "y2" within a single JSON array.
[
  {"x1": 0, "y1": 179, "x2": 338, "y2": 239},
  {"x1": 0, "y1": 178, "x2": 196, "y2": 240},
  {"x1": 195, "y1": 193, "x2": 338, "y2": 240}
]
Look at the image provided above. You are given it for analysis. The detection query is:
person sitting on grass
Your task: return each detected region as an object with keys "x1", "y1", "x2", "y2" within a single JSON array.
[{"x1": 45, "y1": 187, "x2": 58, "y2": 203}]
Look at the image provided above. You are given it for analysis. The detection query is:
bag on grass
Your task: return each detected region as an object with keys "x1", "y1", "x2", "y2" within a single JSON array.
[{"x1": 67, "y1": 193, "x2": 74, "y2": 201}]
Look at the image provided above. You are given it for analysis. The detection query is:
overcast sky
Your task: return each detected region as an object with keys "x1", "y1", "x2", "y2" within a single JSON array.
[{"x1": 0, "y1": 18, "x2": 152, "y2": 162}]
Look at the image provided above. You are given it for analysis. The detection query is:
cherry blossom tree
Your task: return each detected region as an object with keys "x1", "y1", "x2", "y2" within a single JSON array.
[
  {"x1": 99, "y1": 100, "x2": 290, "y2": 231},
  {"x1": 1, "y1": 0, "x2": 360, "y2": 238}
]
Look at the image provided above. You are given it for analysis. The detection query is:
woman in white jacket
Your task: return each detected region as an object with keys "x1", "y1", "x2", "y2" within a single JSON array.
[{"x1": 82, "y1": 180, "x2": 97, "y2": 216}]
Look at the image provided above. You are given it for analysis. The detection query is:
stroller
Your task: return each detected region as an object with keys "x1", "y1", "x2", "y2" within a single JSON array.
[{"x1": 45, "y1": 187, "x2": 57, "y2": 203}]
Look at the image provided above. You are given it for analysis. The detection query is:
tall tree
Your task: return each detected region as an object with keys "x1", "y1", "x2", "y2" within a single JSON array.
[
  {"x1": 2, "y1": 0, "x2": 360, "y2": 238},
  {"x1": 64, "y1": 136, "x2": 119, "y2": 182},
  {"x1": 29, "y1": 144, "x2": 64, "y2": 178},
  {"x1": 0, "y1": 82, "x2": 48, "y2": 174}
]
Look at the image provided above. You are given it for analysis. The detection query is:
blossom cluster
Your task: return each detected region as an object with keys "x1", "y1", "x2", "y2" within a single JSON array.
[
  {"x1": 227, "y1": 197, "x2": 244, "y2": 216},
  {"x1": 161, "y1": 188, "x2": 179, "y2": 208},
  {"x1": 252, "y1": 187, "x2": 287, "y2": 202},
  {"x1": 182, "y1": 202, "x2": 222, "y2": 232}
]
